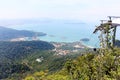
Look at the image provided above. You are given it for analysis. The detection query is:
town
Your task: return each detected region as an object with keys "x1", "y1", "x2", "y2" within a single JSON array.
[{"x1": 52, "y1": 42, "x2": 88, "y2": 55}]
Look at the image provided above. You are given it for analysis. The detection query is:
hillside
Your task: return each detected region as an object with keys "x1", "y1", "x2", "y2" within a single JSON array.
[
  {"x1": 0, "y1": 26, "x2": 46, "y2": 40},
  {"x1": 24, "y1": 48, "x2": 120, "y2": 80},
  {"x1": 0, "y1": 40, "x2": 120, "y2": 80},
  {"x1": 0, "y1": 41, "x2": 54, "y2": 79},
  {"x1": 0, "y1": 41, "x2": 54, "y2": 63},
  {"x1": 0, "y1": 41, "x2": 87, "y2": 79}
]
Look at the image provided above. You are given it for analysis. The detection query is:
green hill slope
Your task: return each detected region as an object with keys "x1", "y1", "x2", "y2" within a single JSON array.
[
  {"x1": 24, "y1": 48, "x2": 120, "y2": 80},
  {"x1": 0, "y1": 41, "x2": 54, "y2": 79}
]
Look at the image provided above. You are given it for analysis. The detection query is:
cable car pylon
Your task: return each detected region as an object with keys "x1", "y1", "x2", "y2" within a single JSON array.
[{"x1": 93, "y1": 16, "x2": 120, "y2": 49}]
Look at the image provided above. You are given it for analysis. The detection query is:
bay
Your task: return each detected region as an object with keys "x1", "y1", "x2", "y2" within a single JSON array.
[{"x1": 7, "y1": 21, "x2": 113, "y2": 48}]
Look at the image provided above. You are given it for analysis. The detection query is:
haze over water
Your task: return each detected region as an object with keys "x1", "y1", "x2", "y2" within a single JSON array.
[
  {"x1": 0, "y1": 0, "x2": 120, "y2": 48},
  {"x1": 4, "y1": 19, "x2": 120, "y2": 48},
  {"x1": 6, "y1": 20, "x2": 99, "y2": 48}
]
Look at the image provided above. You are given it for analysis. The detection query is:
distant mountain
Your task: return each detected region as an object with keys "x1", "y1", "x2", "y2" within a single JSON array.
[{"x1": 0, "y1": 26, "x2": 46, "y2": 40}]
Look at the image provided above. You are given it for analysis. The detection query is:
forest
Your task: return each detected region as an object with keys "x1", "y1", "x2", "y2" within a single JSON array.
[
  {"x1": 0, "y1": 41, "x2": 120, "y2": 80},
  {"x1": 0, "y1": 41, "x2": 54, "y2": 79},
  {"x1": 24, "y1": 48, "x2": 120, "y2": 80}
]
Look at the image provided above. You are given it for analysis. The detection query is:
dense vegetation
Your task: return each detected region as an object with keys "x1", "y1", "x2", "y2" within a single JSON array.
[
  {"x1": 0, "y1": 26, "x2": 46, "y2": 40},
  {"x1": 24, "y1": 48, "x2": 120, "y2": 80},
  {"x1": 0, "y1": 41, "x2": 85, "y2": 79},
  {"x1": 0, "y1": 41, "x2": 54, "y2": 63},
  {"x1": 6, "y1": 50, "x2": 84, "y2": 80},
  {"x1": 0, "y1": 40, "x2": 120, "y2": 80},
  {"x1": 0, "y1": 41, "x2": 54, "y2": 79}
]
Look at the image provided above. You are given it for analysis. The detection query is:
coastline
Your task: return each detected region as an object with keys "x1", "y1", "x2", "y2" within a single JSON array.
[
  {"x1": 9, "y1": 36, "x2": 95, "y2": 49},
  {"x1": 7, "y1": 23, "x2": 100, "y2": 48},
  {"x1": 80, "y1": 41, "x2": 95, "y2": 48}
]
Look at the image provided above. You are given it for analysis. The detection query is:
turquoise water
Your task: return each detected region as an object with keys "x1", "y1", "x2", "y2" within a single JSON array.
[{"x1": 7, "y1": 22, "x2": 102, "y2": 48}]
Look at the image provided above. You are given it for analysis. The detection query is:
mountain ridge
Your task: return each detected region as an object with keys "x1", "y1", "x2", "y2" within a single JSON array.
[{"x1": 0, "y1": 26, "x2": 46, "y2": 40}]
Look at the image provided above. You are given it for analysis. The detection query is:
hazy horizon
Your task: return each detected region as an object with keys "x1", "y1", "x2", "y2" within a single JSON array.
[{"x1": 0, "y1": 0, "x2": 120, "y2": 23}]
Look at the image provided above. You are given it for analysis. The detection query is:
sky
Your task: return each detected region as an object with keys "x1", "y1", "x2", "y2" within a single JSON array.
[{"x1": 0, "y1": 0, "x2": 120, "y2": 23}]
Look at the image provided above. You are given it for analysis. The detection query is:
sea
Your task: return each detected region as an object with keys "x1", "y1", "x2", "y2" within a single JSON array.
[{"x1": 6, "y1": 20, "x2": 120, "y2": 48}]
